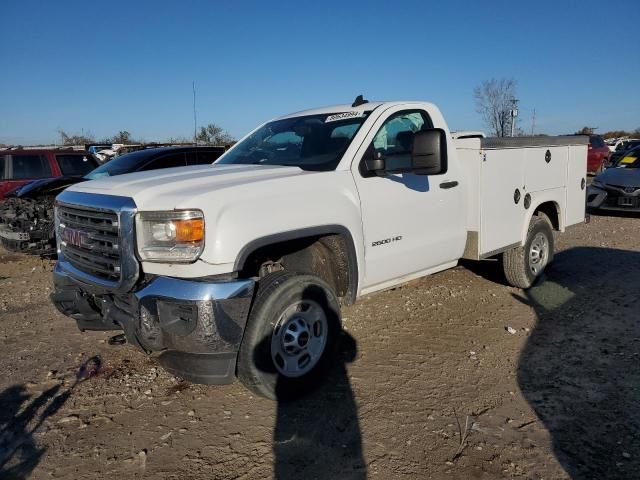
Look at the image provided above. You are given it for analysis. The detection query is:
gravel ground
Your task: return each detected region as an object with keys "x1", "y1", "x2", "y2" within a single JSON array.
[{"x1": 0, "y1": 212, "x2": 639, "y2": 480}]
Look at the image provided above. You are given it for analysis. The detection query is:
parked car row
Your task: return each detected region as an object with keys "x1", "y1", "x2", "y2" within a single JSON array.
[
  {"x1": 606, "y1": 137, "x2": 640, "y2": 152},
  {"x1": 608, "y1": 139, "x2": 640, "y2": 165},
  {"x1": 0, "y1": 149, "x2": 98, "y2": 200},
  {"x1": 0, "y1": 146, "x2": 225, "y2": 255}
]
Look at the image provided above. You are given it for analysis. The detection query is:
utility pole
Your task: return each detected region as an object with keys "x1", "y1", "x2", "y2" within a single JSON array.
[
  {"x1": 192, "y1": 81, "x2": 197, "y2": 145},
  {"x1": 531, "y1": 108, "x2": 536, "y2": 136},
  {"x1": 510, "y1": 97, "x2": 519, "y2": 137}
]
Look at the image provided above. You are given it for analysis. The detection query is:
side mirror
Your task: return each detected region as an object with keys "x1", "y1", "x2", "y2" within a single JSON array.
[
  {"x1": 412, "y1": 129, "x2": 448, "y2": 175},
  {"x1": 361, "y1": 146, "x2": 386, "y2": 177}
]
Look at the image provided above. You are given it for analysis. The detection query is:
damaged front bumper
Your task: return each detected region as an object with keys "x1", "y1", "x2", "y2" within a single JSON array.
[{"x1": 51, "y1": 263, "x2": 255, "y2": 384}]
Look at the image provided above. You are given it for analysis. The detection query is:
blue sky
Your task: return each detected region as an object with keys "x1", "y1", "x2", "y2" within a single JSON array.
[{"x1": 1, "y1": 0, "x2": 638, "y2": 144}]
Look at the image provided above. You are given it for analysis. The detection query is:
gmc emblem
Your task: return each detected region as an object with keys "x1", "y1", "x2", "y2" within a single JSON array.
[{"x1": 61, "y1": 227, "x2": 90, "y2": 248}]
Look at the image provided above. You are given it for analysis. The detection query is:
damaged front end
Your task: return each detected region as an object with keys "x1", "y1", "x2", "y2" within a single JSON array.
[
  {"x1": 0, "y1": 196, "x2": 57, "y2": 255},
  {"x1": 51, "y1": 266, "x2": 255, "y2": 384},
  {"x1": 0, "y1": 178, "x2": 85, "y2": 256},
  {"x1": 50, "y1": 191, "x2": 255, "y2": 384}
]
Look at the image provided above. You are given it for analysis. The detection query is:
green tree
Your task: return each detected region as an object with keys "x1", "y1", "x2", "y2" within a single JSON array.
[{"x1": 195, "y1": 123, "x2": 235, "y2": 145}]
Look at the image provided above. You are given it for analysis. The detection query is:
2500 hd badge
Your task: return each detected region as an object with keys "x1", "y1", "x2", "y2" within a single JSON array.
[{"x1": 371, "y1": 235, "x2": 403, "y2": 247}]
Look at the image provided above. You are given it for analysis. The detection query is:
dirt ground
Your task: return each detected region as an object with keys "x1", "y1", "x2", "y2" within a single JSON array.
[{"x1": 0, "y1": 212, "x2": 639, "y2": 480}]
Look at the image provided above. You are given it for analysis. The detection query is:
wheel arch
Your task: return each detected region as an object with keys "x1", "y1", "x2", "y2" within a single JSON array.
[
  {"x1": 234, "y1": 225, "x2": 359, "y2": 305},
  {"x1": 521, "y1": 196, "x2": 563, "y2": 246},
  {"x1": 533, "y1": 201, "x2": 562, "y2": 231}
]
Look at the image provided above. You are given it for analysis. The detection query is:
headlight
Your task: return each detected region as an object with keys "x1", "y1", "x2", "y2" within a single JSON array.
[
  {"x1": 590, "y1": 180, "x2": 605, "y2": 189},
  {"x1": 136, "y1": 210, "x2": 204, "y2": 262}
]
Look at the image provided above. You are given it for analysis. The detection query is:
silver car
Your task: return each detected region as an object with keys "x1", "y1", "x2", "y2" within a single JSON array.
[{"x1": 588, "y1": 146, "x2": 640, "y2": 212}]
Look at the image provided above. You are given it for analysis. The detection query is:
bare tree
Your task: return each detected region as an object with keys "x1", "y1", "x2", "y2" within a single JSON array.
[
  {"x1": 575, "y1": 127, "x2": 595, "y2": 135},
  {"x1": 57, "y1": 129, "x2": 95, "y2": 145},
  {"x1": 196, "y1": 123, "x2": 235, "y2": 145},
  {"x1": 474, "y1": 78, "x2": 517, "y2": 137},
  {"x1": 110, "y1": 130, "x2": 133, "y2": 144},
  {"x1": 166, "y1": 136, "x2": 193, "y2": 144}
]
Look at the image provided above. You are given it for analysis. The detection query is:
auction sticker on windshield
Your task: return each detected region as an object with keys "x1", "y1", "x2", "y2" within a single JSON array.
[
  {"x1": 620, "y1": 156, "x2": 637, "y2": 165},
  {"x1": 325, "y1": 111, "x2": 365, "y2": 123}
]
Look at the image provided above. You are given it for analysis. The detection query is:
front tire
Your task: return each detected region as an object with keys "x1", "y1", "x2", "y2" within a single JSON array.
[
  {"x1": 503, "y1": 215, "x2": 554, "y2": 289},
  {"x1": 237, "y1": 271, "x2": 340, "y2": 400}
]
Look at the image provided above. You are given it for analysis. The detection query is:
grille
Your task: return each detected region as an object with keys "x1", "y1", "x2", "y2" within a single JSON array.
[
  {"x1": 58, "y1": 204, "x2": 121, "y2": 281},
  {"x1": 607, "y1": 184, "x2": 640, "y2": 194}
]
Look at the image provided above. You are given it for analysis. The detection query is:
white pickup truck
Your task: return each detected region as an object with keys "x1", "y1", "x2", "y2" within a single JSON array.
[{"x1": 51, "y1": 98, "x2": 588, "y2": 399}]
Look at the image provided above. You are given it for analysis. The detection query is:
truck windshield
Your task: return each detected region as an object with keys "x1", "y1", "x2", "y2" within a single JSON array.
[{"x1": 216, "y1": 112, "x2": 370, "y2": 171}]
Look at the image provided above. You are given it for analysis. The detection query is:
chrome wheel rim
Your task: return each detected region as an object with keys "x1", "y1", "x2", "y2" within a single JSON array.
[
  {"x1": 529, "y1": 232, "x2": 549, "y2": 275},
  {"x1": 270, "y1": 300, "x2": 328, "y2": 378}
]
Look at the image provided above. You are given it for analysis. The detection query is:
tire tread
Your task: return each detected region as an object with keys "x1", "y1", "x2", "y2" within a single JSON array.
[{"x1": 503, "y1": 215, "x2": 553, "y2": 289}]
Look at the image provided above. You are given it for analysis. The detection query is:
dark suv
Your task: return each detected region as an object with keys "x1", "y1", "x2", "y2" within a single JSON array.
[
  {"x1": 0, "y1": 149, "x2": 98, "y2": 200},
  {"x1": 0, "y1": 146, "x2": 225, "y2": 255}
]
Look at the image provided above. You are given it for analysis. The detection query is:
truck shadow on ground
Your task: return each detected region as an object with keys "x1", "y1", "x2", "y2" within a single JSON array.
[
  {"x1": 516, "y1": 247, "x2": 640, "y2": 479},
  {"x1": 459, "y1": 257, "x2": 511, "y2": 287},
  {"x1": 271, "y1": 330, "x2": 366, "y2": 479},
  {"x1": 0, "y1": 356, "x2": 101, "y2": 480},
  {"x1": 252, "y1": 283, "x2": 366, "y2": 480}
]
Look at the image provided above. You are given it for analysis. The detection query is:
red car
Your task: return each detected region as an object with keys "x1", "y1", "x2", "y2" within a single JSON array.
[
  {"x1": 587, "y1": 135, "x2": 610, "y2": 174},
  {"x1": 0, "y1": 149, "x2": 99, "y2": 200}
]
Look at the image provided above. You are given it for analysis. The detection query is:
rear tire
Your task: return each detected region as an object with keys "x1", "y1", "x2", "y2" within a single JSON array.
[
  {"x1": 503, "y1": 215, "x2": 554, "y2": 289},
  {"x1": 237, "y1": 271, "x2": 340, "y2": 400}
]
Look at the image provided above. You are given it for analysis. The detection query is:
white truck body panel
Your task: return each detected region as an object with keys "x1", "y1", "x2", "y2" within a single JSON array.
[
  {"x1": 456, "y1": 138, "x2": 587, "y2": 259},
  {"x1": 71, "y1": 164, "x2": 365, "y2": 280},
  {"x1": 52, "y1": 99, "x2": 589, "y2": 390},
  {"x1": 346, "y1": 102, "x2": 467, "y2": 291},
  {"x1": 65, "y1": 100, "x2": 588, "y2": 297}
]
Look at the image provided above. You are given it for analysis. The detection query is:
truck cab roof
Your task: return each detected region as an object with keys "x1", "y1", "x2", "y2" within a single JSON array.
[{"x1": 276, "y1": 101, "x2": 435, "y2": 120}]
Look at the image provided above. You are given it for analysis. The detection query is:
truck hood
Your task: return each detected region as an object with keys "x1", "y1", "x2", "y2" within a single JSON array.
[
  {"x1": 596, "y1": 167, "x2": 640, "y2": 187},
  {"x1": 67, "y1": 164, "x2": 315, "y2": 208}
]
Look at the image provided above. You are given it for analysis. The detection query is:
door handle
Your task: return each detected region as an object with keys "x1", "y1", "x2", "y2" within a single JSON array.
[{"x1": 439, "y1": 181, "x2": 459, "y2": 189}]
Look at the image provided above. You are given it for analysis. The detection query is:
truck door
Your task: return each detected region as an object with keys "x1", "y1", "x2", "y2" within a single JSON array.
[{"x1": 351, "y1": 107, "x2": 466, "y2": 290}]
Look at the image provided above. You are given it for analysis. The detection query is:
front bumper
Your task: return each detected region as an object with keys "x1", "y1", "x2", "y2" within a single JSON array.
[
  {"x1": 587, "y1": 185, "x2": 640, "y2": 212},
  {"x1": 51, "y1": 263, "x2": 255, "y2": 384}
]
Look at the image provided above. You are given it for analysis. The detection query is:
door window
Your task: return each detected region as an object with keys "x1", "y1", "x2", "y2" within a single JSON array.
[
  {"x1": 0, "y1": 156, "x2": 6, "y2": 179},
  {"x1": 371, "y1": 111, "x2": 430, "y2": 171},
  {"x1": 10, "y1": 154, "x2": 52, "y2": 179},
  {"x1": 186, "y1": 150, "x2": 225, "y2": 166},
  {"x1": 56, "y1": 154, "x2": 99, "y2": 176}
]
